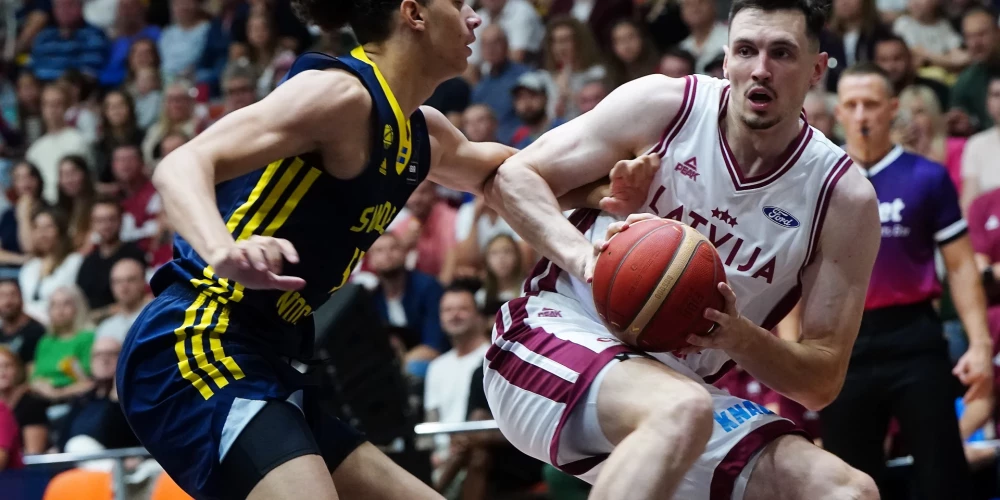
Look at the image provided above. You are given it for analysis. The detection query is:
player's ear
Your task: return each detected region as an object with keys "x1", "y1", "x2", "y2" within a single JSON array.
[
  {"x1": 400, "y1": 0, "x2": 426, "y2": 32},
  {"x1": 721, "y1": 46, "x2": 729, "y2": 79},
  {"x1": 811, "y1": 52, "x2": 829, "y2": 88}
]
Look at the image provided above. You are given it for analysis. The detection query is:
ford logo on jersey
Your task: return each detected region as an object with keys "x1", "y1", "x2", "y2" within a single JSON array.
[{"x1": 762, "y1": 206, "x2": 800, "y2": 228}]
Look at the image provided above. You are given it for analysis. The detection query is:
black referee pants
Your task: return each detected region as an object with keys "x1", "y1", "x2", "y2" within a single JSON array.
[{"x1": 820, "y1": 302, "x2": 973, "y2": 500}]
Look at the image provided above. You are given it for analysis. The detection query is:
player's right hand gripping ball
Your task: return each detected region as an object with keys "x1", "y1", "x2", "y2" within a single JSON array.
[{"x1": 591, "y1": 218, "x2": 727, "y2": 352}]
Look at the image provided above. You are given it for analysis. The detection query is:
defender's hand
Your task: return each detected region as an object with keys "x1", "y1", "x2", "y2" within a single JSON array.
[
  {"x1": 586, "y1": 213, "x2": 660, "y2": 283},
  {"x1": 599, "y1": 154, "x2": 661, "y2": 217},
  {"x1": 209, "y1": 236, "x2": 306, "y2": 291}
]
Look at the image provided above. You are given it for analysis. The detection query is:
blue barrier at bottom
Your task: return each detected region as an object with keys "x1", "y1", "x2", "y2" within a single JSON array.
[{"x1": 0, "y1": 467, "x2": 62, "y2": 500}]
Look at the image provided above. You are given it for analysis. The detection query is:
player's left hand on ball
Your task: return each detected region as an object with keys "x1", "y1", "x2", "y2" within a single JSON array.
[
  {"x1": 593, "y1": 213, "x2": 660, "y2": 254},
  {"x1": 599, "y1": 154, "x2": 661, "y2": 217},
  {"x1": 685, "y1": 282, "x2": 757, "y2": 353}
]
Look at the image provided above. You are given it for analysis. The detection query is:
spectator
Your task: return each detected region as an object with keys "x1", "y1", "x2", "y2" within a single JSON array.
[
  {"x1": 56, "y1": 155, "x2": 95, "y2": 251},
  {"x1": 891, "y1": 0, "x2": 967, "y2": 72},
  {"x1": 11, "y1": 0, "x2": 53, "y2": 61},
  {"x1": 476, "y1": 234, "x2": 523, "y2": 308},
  {"x1": 57, "y1": 335, "x2": 138, "y2": 451},
  {"x1": 390, "y1": 180, "x2": 457, "y2": 279},
  {"x1": 540, "y1": 16, "x2": 606, "y2": 120},
  {"x1": 0, "y1": 400, "x2": 23, "y2": 470},
  {"x1": 131, "y1": 67, "x2": 163, "y2": 132},
  {"x1": 241, "y1": 11, "x2": 295, "y2": 99},
  {"x1": 822, "y1": 0, "x2": 890, "y2": 92},
  {"x1": 97, "y1": 0, "x2": 160, "y2": 88},
  {"x1": 196, "y1": 61, "x2": 259, "y2": 134},
  {"x1": 111, "y1": 144, "x2": 160, "y2": 251},
  {"x1": 25, "y1": 83, "x2": 92, "y2": 204},
  {"x1": 448, "y1": 193, "x2": 531, "y2": 286},
  {"x1": 141, "y1": 80, "x2": 198, "y2": 164},
  {"x1": 368, "y1": 233, "x2": 448, "y2": 375},
  {"x1": 93, "y1": 258, "x2": 147, "y2": 342},
  {"x1": 545, "y1": 0, "x2": 633, "y2": 50},
  {"x1": 157, "y1": 0, "x2": 210, "y2": 84},
  {"x1": 952, "y1": 7, "x2": 1000, "y2": 134},
  {"x1": 0, "y1": 162, "x2": 45, "y2": 275},
  {"x1": 461, "y1": 105, "x2": 499, "y2": 144},
  {"x1": 895, "y1": 85, "x2": 964, "y2": 183},
  {"x1": 678, "y1": 0, "x2": 727, "y2": 74},
  {"x1": 658, "y1": 47, "x2": 696, "y2": 78},
  {"x1": 81, "y1": 0, "x2": 118, "y2": 32},
  {"x1": 76, "y1": 199, "x2": 145, "y2": 320},
  {"x1": 803, "y1": 90, "x2": 838, "y2": 143},
  {"x1": 58, "y1": 70, "x2": 99, "y2": 144},
  {"x1": 195, "y1": 0, "x2": 250, "y2": 97},
  {"x1": 14, "y1": 73, "x2": 44, "y2": 146},
  {"x1": 155, "y1": 132, "x2": 188, "y2": 162},
  {"x1": 960, "y1": 71, "x2": 1000, "y2": 213},
  {"x1": 124, "y1": 38, "x2": 160, "y2": 95},
  {"x1": 28, "y1": 0, "x2": 108, "y2": 82},
  {"x1": 19, "y1": 208, "x2": 84, "y2": 323},
  {"x1": 872, "y1": 34, "x2": 949, "y2": 111},
  {"x1": 606, "y1": 19, "x2": 659, "y2": 88},
  {"x1": 470, "y1": 0, "x2": 545, "y2": 66},
  {"x1": 94, "y1": 90, "x2": 144, "y2": 186},
  {"x1": 424, "y1": 285, "x2": 489, "y2": 486},
  {"x1": 30, "y1": 285, "x2": 94, "y2": 402},
  {"x1": 469, "y1": 25, "x2": 530, "y2": 145},
  {"x1": 510, "y1": 72, "x2": 565, "y2": 149},
  {"x1": 0, "y1": 347, "x2": 49, "y2": 455},
  {"x1": 0, "y1": 281, "x2": 46, "y2": 367},
  {"x1": 575, "y1": 77, "x2": 608, "y2": 115}
]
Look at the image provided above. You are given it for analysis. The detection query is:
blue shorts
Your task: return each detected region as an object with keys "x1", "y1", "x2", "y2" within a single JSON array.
[{"x1": 117, "y1": 283, "x2": 363, "y2": 499}]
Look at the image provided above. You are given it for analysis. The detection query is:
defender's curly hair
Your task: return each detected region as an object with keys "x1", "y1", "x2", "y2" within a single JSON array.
[{"x1": 292, "y1": 0, "x2": 426, "y2": 45}]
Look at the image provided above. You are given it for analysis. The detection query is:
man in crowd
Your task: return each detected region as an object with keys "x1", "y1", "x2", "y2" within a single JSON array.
[
  {"x1": 0, "y1": 281, "x2": 45, "y2": 367},
  {"x1": 29, "y1": 0, "x2": 107, "y2": 82},
  {"x1": 509, "y1": 72, "x2": 565, "y2": 149},
  {"x1": 470, "y1": 0, "x2": 544, "y2": 67},
  {"x1": 424, "y1": 285, "x2": 490, "y2": 490},
  {"x1": 872, "y1": 34, "x2": 950, "y2": 112},
  {"x1": 961, "y1": 71, "x2": 1000, "y2": 212},
  {"x1": 77, "y1": 198, "x2": 147, "y2": 322},
  {"x1": 827, "y1": 62, "x2": 992, "y2": 497},
  {"x1": 25, "y1": 84, "x2": 92, "y2": 203},
  {"x1": 111, "y1": 144, "x2": 161, "y2": 252},
  {"x1": 952, "y1": 6, "x2": 1000, "y2": 133},
  {"x1": 367, "y1": 233, "x2": 448, "y2": 377},
  {"x1": 95, "y1": 259, "x2": 149, "y2": 343},
  {"x1": 470, "y1": 25, "x2": 530, "y2": 144}
]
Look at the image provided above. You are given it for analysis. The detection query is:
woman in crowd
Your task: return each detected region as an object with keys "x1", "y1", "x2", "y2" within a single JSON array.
[
  {"x1": 19, "y1": 208, "x2": 84, "y2": 323},
  {"x1": 14, "y1": 73, "x2": 42, "y2": 146},
  {"x1": 540, "y1": 16, "x2": 607, "y2": 120},
  {"x1": 242, "y1": 12, "x2": 296, "y2": 98},
  {"x1": 476, "y1": 234, "x2": 525, "y2": 308},
  {"x1": 125, "y1": 39, "x2": 163, "y2": 131},
  {"x1": 606, "y1": 18, "x2": 660, "y2": 88},
  {"x1": 896, "y1": 85, "x2": 965, "y2": 186},
  {"x1": 55, "y1": 156, "x2": 96, "y2": 252},
  {"x1": 0, "y1": 347, "x2": 49, "y2": 455},
  {"x1": 822, "y1": 0, "x2": 890, "y2": 91},
  {"x1": 95, "y1": 90, "x2": 144, "y2": 188},
  {"x1": 57, "y1": 71, "x2": 99, "y2": 145},
  {"x1": 29, "y1": 285, "x2": 94, "y2": 403},
  {"x1": 141, "y1": 80, "x2": 199, "y2": 164},
  {"x1": 0, "y1": 162, "x2": 44, "y2": 277}
]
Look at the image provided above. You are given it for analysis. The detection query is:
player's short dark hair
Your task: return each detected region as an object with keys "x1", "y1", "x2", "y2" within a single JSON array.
[
  {"x1": 292, "y1": 0, "x2": 428, "y2": 44},
  {"x1": 840, "y1": 62, "x2": 896, "y2": 97},
  {"x1": 729, "y1": 0, "x2": 829, "y2": 44},
  {"x1": 963, "y1": 5, "x2": 999, "y2": 25}
]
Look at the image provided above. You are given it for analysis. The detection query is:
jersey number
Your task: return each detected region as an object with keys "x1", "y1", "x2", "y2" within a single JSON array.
[{"x1": 330, "y1": 247, "x2": 365, "y2": 293}]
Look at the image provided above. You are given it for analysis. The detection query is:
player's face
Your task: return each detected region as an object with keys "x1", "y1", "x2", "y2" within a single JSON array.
[
  {"x1": 835, "y1": 74, "x2": 897, "y2": 148},
  {"x1": 987, "y1": 80, "x2": 1000, "y2": 125},
  {"x1": 420, "y1": 0, "x2": 481, "y2": 75},
  {"x1": 724, "y1": 9, "x2": 826, "y2": 131}
]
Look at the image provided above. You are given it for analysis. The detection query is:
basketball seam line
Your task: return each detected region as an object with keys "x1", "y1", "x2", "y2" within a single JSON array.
[{"x1": 604, "y1": 221, "x2": 681, "y2": 330}]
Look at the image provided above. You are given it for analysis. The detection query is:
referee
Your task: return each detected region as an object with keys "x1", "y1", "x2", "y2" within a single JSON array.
[{"x1": 823, "y1": 63, "x2": 994, "y2": 498}]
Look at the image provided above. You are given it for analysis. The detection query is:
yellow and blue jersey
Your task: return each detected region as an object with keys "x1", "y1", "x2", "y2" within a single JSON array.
[
  {"x1": 150, "y1": 48, "x2": 431, "y2": 357},
  {"x1": 117, "y1": 49, "x2": 432, "y2": 499}
]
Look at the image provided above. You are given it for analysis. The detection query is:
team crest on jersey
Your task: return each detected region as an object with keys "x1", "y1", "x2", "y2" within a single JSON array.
[
  {"x1": 383, "y1": 124, "x2": 394, "y2": 149},
  {"x1": 762, "y1": 206, "x2": 800, "y2": 228},
  {"x1": 675, "y1": 157, "x2": 699, "y2": 181}
]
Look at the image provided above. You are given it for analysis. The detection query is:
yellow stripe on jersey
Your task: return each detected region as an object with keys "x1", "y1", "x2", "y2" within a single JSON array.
[
  {"x1": 190, "y1": 298, "x2": 228, "y2": 390},
  {"x1": 350, "y1": 46, "x2": 412, "y2": 175},
  {"x1": 174, "y1": 294, "x2": 214, "y2": 400},
  {"x1": 225, "y1": 159, "x2": 283, "y2": 234},
  {"x1": 210, "y1": 304, "x2": 245, "y2": 380},
  {"x1": 262, "y1": 166, "x2": 321, "y2": 236}
]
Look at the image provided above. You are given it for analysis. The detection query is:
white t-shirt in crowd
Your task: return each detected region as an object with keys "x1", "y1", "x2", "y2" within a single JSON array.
[
  {"x1": 454, "y1": 203, "x2": 523, "y2": 251},
  {"x1": 19, "y1": 253, "x2": 84, "y2": 324},
  {"x1": 423, "y1": 342, "x2": 491, "y2": 460},
  {"x1": 892, "y1": 16, "x2": 962, "y2": 55},
  {"x1": 962, "y1": 128, "x2": 1000, "y2": 196},
  {"x1": 469, "y1": 0, "x2": 545, "y2": 66},
  {"x1": 26, "y1": 128, "x2": 94, "y2": 204},
  {"x1": 95, "y1": 308, "x2": 143, "y2": 343}
]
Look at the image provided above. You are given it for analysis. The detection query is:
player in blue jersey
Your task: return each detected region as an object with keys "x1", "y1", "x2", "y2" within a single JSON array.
[
  {"x1": 114, "y1": 0, "x2": 658, "y2": 497},
  {"x1": 827, "y1": 62, "x2": 993, "y2": 498}
]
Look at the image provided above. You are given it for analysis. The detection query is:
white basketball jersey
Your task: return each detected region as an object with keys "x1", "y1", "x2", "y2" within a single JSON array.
[{"x1": 524, "y1": 75, "x2": 854, "y2": 380}]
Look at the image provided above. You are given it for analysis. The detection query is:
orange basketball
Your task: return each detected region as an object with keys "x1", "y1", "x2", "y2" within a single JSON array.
[{"x1": 591, "y1": 218, "x2": 727, "y2": 352}]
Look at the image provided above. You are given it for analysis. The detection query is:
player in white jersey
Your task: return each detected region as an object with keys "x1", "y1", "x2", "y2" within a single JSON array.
[{"x1": 476, "y1": 0, "x2": 883, "y2": 498}]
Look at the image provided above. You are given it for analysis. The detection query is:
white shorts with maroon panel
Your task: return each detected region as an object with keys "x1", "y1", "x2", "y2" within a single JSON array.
[{"x1": 483, "y1": 293, "x2": 805, "y2": 500}]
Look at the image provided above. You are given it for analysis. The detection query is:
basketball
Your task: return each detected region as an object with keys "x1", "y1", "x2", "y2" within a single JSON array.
[{"x1": 591, "y1": 218, "x2": 727, "y2": 352}]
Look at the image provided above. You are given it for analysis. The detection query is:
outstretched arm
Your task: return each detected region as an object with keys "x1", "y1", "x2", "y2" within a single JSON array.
[{"x1": 443, "y1": 76, "x2": 687, "y2": 282}]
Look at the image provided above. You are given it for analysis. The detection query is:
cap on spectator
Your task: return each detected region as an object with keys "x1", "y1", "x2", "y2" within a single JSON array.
[{"x1": 512, "y1": 72, "x2": 548, "y2": 97}]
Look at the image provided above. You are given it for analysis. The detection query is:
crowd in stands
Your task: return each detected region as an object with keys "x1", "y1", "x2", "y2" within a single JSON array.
[{"x1": 0, "y1": 0, "x2": 998, "y2": 498}]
